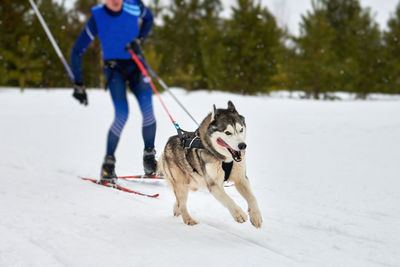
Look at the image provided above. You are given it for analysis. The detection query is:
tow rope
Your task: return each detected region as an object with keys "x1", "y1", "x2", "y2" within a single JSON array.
[
  {"x1": 128, "y1": 48, "x2": 205, "y2": 149},
  {"x1": 128, "y1": 49, "x2": 180, "y2": 130}
]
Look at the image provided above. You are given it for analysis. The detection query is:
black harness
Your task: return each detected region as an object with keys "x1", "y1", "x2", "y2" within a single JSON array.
[
  {"x1": 222, "y1": 161, "x2": 233, "y2": 181},
  {"x1": 104, "y1": 59, "x2": 141, "y2": 90},
  {"x1": 178, "y1": 128, "x2": 232, "y2": 181},
  {"x1": 104, "y1": 60, "x2": 118, "y2": 90},
  {"x1": 177, "y1": 129, "x2": 205, "y2": 149}
]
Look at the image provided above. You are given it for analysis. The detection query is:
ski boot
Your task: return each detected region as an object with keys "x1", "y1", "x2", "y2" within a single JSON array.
[
  {"x1": 100, "y1": 155, "x2": 117, "y2": 184},
  {"x1": 143, "y1": 147, "x2": 157, "y2": 175}
]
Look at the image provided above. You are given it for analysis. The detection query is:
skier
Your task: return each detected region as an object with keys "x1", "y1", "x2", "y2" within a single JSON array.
[{"x1": 70, "y1": 0, "x2": 157, "y2": 183}]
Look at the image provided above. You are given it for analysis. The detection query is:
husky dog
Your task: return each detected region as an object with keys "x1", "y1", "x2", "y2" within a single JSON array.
[{"x1": 157, "y1": 101, "x2": 262, "y2": 228}]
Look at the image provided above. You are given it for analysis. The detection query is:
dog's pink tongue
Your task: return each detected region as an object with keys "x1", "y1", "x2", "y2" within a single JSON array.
[{"x1": 217, "y1": 137, "x2": 230, "y2": 148}]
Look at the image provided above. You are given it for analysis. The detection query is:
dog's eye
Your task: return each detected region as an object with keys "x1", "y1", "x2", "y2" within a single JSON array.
[
  {"x1": 240, "y1": 128, "x2": 244, "y2": 133},
  {"x1": 225, "y1": 131, "x2": 232, "y2": 136}
]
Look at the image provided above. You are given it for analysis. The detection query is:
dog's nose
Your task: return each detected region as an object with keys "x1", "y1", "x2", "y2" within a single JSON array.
[{"x1": 238, "y1": 142, "x2": 247, "y2": 150}]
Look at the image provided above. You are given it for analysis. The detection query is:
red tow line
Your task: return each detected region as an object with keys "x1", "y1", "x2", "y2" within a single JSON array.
[{"x1": 127, "y1": 49, "x2": 180, "y2": 130}]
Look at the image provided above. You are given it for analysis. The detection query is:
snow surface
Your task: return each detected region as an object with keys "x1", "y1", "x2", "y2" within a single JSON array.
[{"x1": 1, "y1": 88, "x2": 399, "y2": 267}]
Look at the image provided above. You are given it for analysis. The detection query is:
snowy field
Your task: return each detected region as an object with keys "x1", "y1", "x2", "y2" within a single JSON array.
[{"x1": 1, "y1": 88, "x2": 399, "y2": 267}]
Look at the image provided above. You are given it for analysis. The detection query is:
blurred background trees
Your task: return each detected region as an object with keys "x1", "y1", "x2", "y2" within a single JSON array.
[{"x1": 1, "y1": 0, "x2": 400, "y2": 98}]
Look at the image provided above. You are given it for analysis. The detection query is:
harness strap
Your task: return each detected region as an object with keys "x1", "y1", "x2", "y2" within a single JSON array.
[
  {"x1": 105, "y1": 59, "x2": 143, "y2": 90},
  {"x1": 188, "y1": 136, "x2": 200, "y2": 148},
  {"x1": 104, "y1": 60, "x2": 117, "y2": 90},
  {"x1": 183, "y1": 136, "x2": 204, "y2": 149},
  {"x1": 222, "y1": 161, "x2": 233, "y2": 181},
  {"x1": 178, "y1": 129, "x2": 205, "y2": 149}
]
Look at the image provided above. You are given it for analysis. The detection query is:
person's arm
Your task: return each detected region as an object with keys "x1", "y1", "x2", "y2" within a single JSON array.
[
  {"x1": 126, "y1": 1, "x2": 153, "y2": 56},
  {"x1": 138, "y1": 1, "x2": 153, "y2": 40},
  {"x1": 70, "y1": 16, "x2": 98, "y2": 84}
]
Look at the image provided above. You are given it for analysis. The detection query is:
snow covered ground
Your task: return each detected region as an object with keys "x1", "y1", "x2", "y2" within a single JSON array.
[{"x1": 1, "y1": 88, "x2": 399, "y2": 267}]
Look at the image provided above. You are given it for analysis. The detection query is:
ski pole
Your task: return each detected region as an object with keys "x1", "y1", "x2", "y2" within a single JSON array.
[
  {"x1": 138, "y1": 57, "x2": 199, "y2": 126},
  {"x1": 28, "y1": 0, "x2": 75, "y2": 82}
]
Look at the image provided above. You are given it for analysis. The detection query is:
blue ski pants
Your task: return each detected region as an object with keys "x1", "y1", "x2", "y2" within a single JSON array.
[{"x1": 104, "y1": 60, "x2": 156, "y2": 156}]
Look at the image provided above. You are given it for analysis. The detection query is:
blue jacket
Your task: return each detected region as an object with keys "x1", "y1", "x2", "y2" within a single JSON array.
[{"x1": 70, "y1": 0, "x2": 153, "y2": 83}]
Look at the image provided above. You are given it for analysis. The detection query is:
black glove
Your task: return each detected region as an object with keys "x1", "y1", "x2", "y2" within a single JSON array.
[
  {"x1": 73, "y1": 82, "x2": 88, "y2": 106},
  {"x1": 126, "y1": 37, "x2": 144, "y2": 56}
]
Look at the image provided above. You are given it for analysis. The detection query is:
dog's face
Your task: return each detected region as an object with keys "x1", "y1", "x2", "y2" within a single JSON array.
[{"x1": 208, "y1": 101, "x2": 247, "y2": 162}]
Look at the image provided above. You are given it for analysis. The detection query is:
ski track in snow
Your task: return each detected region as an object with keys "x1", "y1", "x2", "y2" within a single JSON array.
[{"x1": 1, "y1": 88, "x2": 400, "y2": 267}]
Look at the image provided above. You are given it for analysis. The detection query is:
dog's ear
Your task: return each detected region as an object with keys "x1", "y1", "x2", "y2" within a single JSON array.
[
  {"x1": 211, "y1": 104, "x2": 217, "y2": 122},
  {"x1": 227, "y1": 101, "x2": 237, "y2": 113},
  {"x1": 239, "y1": 115, "x2": 246, "y2": 126}
]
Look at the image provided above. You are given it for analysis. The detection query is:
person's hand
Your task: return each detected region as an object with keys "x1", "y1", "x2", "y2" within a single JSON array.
[
  {"x1": 73, "y1": 82, "x2": 88, "y2": 106},
  {"x1": 126, "y1": 37, "x2": 144, "y2": 56}
]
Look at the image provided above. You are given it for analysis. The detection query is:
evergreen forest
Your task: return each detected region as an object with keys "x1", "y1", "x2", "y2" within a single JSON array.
[{"x1": 1, "y1": 0, "x2": 400, "y2": 99}]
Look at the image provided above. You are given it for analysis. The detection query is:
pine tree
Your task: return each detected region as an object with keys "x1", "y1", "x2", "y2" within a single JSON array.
[
  {"x1": 3, "y1": 35, "x2": 43, "y2": 90},
  {"x1": 29, "y1": 0, "x2": 73, "y2": 87},
  {"x1": 323, "y1": 0, "x2": 382, "y2": 97},
  {"x1": 198, "y1": 19, "x2": 225, "y2": 90},
  {"x1": 221, "y1": 0, "x2": 282, "y2": 94},
  {"x1": 197, "y1": 0, "x2": 223, "y2": 90},
  {"x1": 293, "y1": 0, "x2": 338, "y2": 98},
  {"x1": 383, "y1": 2, "x2": 400, "y2": 94},
  {"x1": 154, "y1": 0, "x2": 202, "y2": 89},
  {"x1": 0, "y1": 0, "x2": 30, "y2": 48},
  {"x1": 147, "y1": 0, "x2": 163, "y2": 19},
  {"x1": 0, "y1": 0, "x2": 31, "y2": 87},
  {"x1": 291, "y1": 0, "x2": 382, "y2": 98},
  {"x1": 0, "y1": 0, "x2": 79, "y2": 88}
]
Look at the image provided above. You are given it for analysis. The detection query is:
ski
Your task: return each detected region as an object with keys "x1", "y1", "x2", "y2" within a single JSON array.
[
  {"x1": 118, "y1": 174, "x2": 164, "y2": 179},
  {"x1": 224, "y1": 182, "x2": 235, "y2": 187},
  {"x1": 118, "y1": 175, "x2": 233, "y2": 187},
  {"x1": 80, "y1": 177, "x2": 159, "y2": 198}
]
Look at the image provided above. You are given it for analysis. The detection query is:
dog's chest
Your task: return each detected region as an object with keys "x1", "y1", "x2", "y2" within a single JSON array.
[
  {"x1": 221, "y1": 161, "x2": 233, "y2": 181},
  {"x1": 204, "y1": 161, "x2": 238, "y2": 182}
]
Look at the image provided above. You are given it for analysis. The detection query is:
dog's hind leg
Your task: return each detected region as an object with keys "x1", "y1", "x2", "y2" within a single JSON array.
[
  {"x1": 173, "y1": 183, "x2": 198, "y2": 226},
  {"x1": 234, "y1": 177, "x2": 263, "y2": 228}
]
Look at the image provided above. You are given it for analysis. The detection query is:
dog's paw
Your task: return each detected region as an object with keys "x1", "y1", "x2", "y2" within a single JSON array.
[
  {"x1": 174, "y1": 210, "x2": 181, "y2": 217},
  {"x1": 173, "y1": 203, "x2": 181, "y2": 217},
  {"x1": 183, "y1": 216, "x2": 198, "y2": 226},
  {"x1": 249, "y1": 208, "x2": 263, "y2": 228},
  {"x1": 232, "y1": 208, "x2": 248, "y2": 223}
]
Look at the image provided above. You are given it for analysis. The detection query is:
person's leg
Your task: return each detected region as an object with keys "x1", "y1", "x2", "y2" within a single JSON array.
[
  {"x1": 130, "y1": 76, "x2": 156, "y2": 148},
  {"x1": 129, "y1": 73, "x2": 157, "y2": 174},
  {"x1": 106, "y1": 71, "x2": 129, "y2": 156},
  {"x1": 101, "y1": 67, "x2": 129, "y2": 180}
]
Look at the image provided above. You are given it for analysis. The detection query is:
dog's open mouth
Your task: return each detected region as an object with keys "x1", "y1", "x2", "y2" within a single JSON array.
[{"x1": 216, "y1": 138, "x2": 242, "y2": 162}]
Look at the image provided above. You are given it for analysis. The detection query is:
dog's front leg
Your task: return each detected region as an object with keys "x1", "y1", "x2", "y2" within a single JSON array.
[
  {"x1": 234, "y1": 177, "x2": 263, "y2": 228},
  {"x1": 205, "y1": 176, "x2": 248, "y2": 223}
]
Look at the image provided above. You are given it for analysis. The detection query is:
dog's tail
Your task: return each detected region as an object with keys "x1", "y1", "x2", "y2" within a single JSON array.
[
  {"x1": 156, "y1": 153, "x2": 164, "y2": 177},
  {"x1": 156, "y1": 152, "x2": 175, "y2": 189}
]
